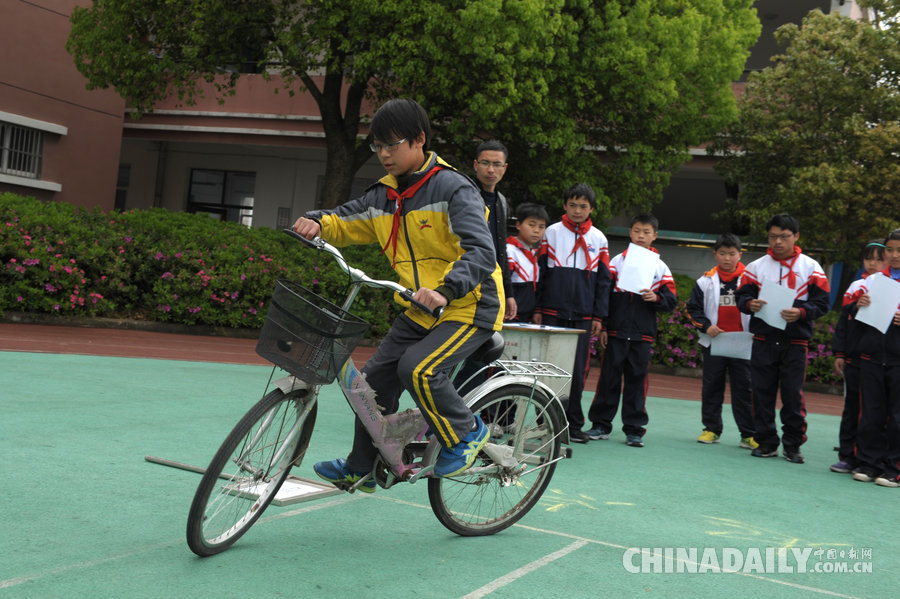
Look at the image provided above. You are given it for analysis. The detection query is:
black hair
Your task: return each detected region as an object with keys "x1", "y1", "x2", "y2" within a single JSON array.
[
  {"x1": 714, "y1": 232, "x2": 742, "y2": 251},
  {"x1": 516, "y1": 203, "x2": 549, "y2": 224},
  {"x1": 370, "y1": 98, "x2": 431, "y2": 151},
  {"x1": 475, "y1": 140, "x2": 508, "y2": 162},
  {"x1": 862, "y1": 239, "x2": 885, "y2": 261},
  {"x1": 765, "y1": 213, "x2": 799, "y2": 234},
  {"x1": 887, "y1": 229, "x2": 900, "y2": 243},
  {"x1": 563, "y1": 182, "x2": 596, "y2": 208},
  {"x1": 631, "y1": 212, "x2": 659, "y2": 232}
]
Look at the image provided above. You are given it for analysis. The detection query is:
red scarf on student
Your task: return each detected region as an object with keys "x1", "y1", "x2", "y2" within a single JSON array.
[
  {"x1": 767, "y1": 245, "x2": 801, "y2": 288},
  {"x1": 883, "y1": 266, "x2": 900, "y2": 281},
  {"x1": 382, "y1": 165, "x2": 442, "y2": 267},
  {"x1": 714, "y1": 262, "x2": 745, "y2": 283},
  {"x1": 507, "y1": 235, "x2": 538, "y2": 289},
  {"x1": 562, "y1": 214, "x2": 592, "y2": 265}
]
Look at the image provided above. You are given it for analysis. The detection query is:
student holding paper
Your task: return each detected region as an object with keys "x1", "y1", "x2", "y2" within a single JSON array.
[
  {"x1": 534, "y1": 183, "x2": 611, "y2": 443},
  {"x1": 829, "y1": 241, "x2": 885, "y2": 475},
  {"x1": 736, "y1": 214, "x2": 830, "y2": 464},
  {"x1": 849, "y1": 229, "x2": 900, "y2": 487},
  {"x1": 586, "y1": 213, "x2": 677, "y2": 447},
  {"x1": 686, "y1": 233, "x2": 756, "y2": 449}
]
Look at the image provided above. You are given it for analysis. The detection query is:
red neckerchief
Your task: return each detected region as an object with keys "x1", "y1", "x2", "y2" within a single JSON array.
[
  {"x1": 715, "y1": 262, "x2": 745, "y2": 283},
  {"x1": 562, "y1": 214, "x2": 592, "y2": 265},
  {"x1": 883, "y1": 266, "x2": 900, "y2": 281},
  {"x1": 507, "y1": 235, "x2": 538, "y2": 289},
  {"x1": 767, "y1": 245, "x2": 801, "y2": 288},
  {"x1": 383, "y1": 165, "x2": 442, "y2": 267}
]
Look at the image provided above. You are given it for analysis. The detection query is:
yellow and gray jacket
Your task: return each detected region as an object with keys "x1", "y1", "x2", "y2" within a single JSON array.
[{"x1": 306, "y1": 152, "x2": 504, "y2": 331}]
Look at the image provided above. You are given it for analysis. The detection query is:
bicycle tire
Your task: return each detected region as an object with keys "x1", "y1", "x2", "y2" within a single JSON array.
[
  {"x1": 186, "y1": 387, "x2": 317, "y2": 556},
  {"x1": 428, "y1": 383, "x2": 562, "y2": 536}
]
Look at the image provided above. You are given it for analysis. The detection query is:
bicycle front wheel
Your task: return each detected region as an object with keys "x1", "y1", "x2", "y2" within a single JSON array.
[
  {"x1": 428, "y1": 383, "x2": 563, "y2": 536},
  {"x1": 186, "y1": 387, "x2": 317, "y2": 556}
]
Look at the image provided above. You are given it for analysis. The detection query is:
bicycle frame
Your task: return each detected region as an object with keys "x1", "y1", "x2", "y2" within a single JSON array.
[{"x1": 270, "y1": 356, "x2": 570, "y2": 492}]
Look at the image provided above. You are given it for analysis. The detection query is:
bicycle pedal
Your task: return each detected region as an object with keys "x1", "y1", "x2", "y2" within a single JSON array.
[{"x1": 407, "y1": 464, "x2": 434, "y2": 484}]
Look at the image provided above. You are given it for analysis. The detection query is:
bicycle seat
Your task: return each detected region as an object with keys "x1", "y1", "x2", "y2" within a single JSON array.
[{"x1": 468, "y1": 332, "x2": 505, "y2": 364}]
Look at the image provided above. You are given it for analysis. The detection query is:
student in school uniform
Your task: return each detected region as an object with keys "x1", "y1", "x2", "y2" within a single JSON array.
[{"x1": 586, "y1": 213, "x2": 677, "y2": 447}]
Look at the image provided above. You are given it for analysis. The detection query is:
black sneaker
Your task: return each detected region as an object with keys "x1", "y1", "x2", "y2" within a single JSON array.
[
  {"x1": 569, "y1": 429, "x2": 590, "y2": 444},
  {"x1": 625, "y1": 434, "x2": 644, "y2": 447},
  {"x1": 783, "y1": 446, "x2": 805, "y2": 464},
  {"x1": 875, "y1": 475, "x2": 900, "y2": 488},
  {"x1": 852, "y1": 467, "x2": 879, "y2": 483},
  {"x1": 751, "y1": 445, "x2": 778, "y2": 458}
]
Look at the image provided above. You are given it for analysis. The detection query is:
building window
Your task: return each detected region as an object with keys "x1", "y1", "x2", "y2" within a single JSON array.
[
  {"x1": 115, "y1": 164, "x2": 131, "y2": 211},
  {"x1": 0, "y1": 122, "x2": 43, "y2": 179},
  {"x1": 188, "y1": 169, "x2": 255, "y2": 227},
  {"x1": 276, "y1": 206, "x2": 292, "y2": 229}
]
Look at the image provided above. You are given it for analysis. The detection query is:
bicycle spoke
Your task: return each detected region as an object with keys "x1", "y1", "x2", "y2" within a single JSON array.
[{"x1": 428, "y1": 384, "x2": 563, "y2": 535}]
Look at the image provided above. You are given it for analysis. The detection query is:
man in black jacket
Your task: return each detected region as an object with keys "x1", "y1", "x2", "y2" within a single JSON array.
[{"x1": 472, "y1": 140, "x2": 515, "y2": 319}]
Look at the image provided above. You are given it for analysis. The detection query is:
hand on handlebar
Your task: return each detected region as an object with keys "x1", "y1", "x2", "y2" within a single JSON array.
[
  {"x1": 412, "y1": 288, "x2": 448, "y2": 313},
  {"x1": 292, "y1": 217, "x2": 320, "y2": 239}
]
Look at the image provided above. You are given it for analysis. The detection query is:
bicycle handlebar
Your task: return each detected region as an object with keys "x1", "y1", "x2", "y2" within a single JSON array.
[{"x1": 283, "y1": 229, "x2": 443, "y2": 318}]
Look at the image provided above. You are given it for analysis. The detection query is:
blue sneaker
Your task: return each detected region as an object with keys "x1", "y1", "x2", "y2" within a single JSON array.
[
  {"x1": 313, "y1": 458, "x2": 376, "y2": 493},
  {"x1": 586, "y1": 426, "x2": 611, "y2": 440},
  {"x1": 434, "y1": 416, "x2": 489, "y2": 477},
  {"x1": 625, "y1": 434, "x2": 644, "y2": 447}
]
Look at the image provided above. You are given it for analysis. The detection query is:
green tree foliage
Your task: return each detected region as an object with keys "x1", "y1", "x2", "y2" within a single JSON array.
[
  {"x1": 711, "y1": 6, "x2": 900, "y2": 266},
  {"x1": 68, "y1": 0, "x2": 759, "y2": 217}
]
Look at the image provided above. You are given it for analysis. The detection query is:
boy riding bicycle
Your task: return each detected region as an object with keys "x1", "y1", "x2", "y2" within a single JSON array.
[{"x1": 291, "y1": 98, "x2": 504, "y2": 489}]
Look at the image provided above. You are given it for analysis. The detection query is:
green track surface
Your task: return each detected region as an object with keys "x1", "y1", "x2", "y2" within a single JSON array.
[{"x1": 1, "y1": 351, "x2": 895, "y2": 598}]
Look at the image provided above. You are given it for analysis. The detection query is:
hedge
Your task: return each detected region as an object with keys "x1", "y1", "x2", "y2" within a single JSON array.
[
  {"x1": 1, "y1": 193, "x2": 840, "y2": 386},
  {"x1": 0, "y1": 193, "x2": 399, "y2": 338}
]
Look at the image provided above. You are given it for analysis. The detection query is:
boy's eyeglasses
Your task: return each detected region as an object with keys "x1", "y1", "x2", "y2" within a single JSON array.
[
  {"x1": 476, "y1": 160, "x2": 506, "y2": 169},
  {"x1": 767, "y1": 233, "x2": 795, "y2": 242},
  {"x1": 369, "y1": 139, "x2": 407, "y2": 153}
]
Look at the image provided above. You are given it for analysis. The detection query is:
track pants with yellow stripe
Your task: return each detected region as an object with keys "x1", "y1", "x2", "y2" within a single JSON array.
[{"x1": 346, "y1": 313, "x2": 493, "y2": 472}]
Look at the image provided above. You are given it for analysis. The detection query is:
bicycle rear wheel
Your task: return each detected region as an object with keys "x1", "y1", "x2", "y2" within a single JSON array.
[
  {"x1": 186, "y1": 387, "x2": 317, "y2": 556},
  {"x1": 428, "y1": 383, "x2": 563, "y2": 536}
]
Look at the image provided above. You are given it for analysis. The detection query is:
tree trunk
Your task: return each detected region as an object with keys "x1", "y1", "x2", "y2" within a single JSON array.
[{"x1": 308, "y1": 72, "x2": 373, "y2": 210}]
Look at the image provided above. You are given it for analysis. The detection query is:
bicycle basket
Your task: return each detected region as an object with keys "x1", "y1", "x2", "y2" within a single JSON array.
[{"x1": 255, "y1": 280, "x2": 370, "y2": 384}]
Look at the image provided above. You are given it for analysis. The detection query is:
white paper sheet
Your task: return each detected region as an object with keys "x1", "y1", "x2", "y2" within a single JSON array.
[
  {"x1": 855, "y1": 273, "x2": 900, "y2": 334},
  {"x1": 709, "y1": 331, "x2": 754, "y2": 360},
  {"x1": 756, "y1": 281, "x2": 796, "y2": 330},
  {"x1": 616, "y1": 243, "x2": 660, "y2": 295}
]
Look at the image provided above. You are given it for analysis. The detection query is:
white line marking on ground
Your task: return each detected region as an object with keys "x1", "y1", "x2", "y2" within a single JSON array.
[
  {"x1": 0, "y1": 493, "x2": 865, "y2": 599},
  {"x1": 0, "y1": 541, "x2": 181, "y2": 590},
  {"x1": 375, "y1": 497, "x2": 863, "y2": 599},
  {"x1": 0, "y1": 497, "x2": 358, "y2": 591},
  {"x1": 459, "y1": 540, "x2": 589, "y2": 599},
  {"x1": 514, "y1": 525, "x2": 863, "y2": 599}
]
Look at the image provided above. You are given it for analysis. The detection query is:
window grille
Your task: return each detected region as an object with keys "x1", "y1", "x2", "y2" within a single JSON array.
[{"x1": 0, "y1": 122, "x2": 43, "y2": 179}]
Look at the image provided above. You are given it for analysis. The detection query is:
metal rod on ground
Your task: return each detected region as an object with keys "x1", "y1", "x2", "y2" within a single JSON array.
[{"x1": 144, "y1": 455, "x2": 233, "y2": 480}]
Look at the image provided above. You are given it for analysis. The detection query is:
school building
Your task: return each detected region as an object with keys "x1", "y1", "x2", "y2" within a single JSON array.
[{"x1": 1, "y1": 0, "x2": 863, "y2": 280}]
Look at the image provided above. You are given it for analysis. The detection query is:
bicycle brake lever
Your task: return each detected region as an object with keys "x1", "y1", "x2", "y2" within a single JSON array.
[
  {"x1": 401, "y1": 290, "x2": 444, "y2": 319},
  {"x1": 282, "y1": 228, "x2": 324, "y2": 248}
]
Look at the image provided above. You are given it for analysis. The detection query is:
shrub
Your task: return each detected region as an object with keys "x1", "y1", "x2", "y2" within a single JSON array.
[
  {"x1": 805, "y1": 310, "x2": 841, "y2": 387},
  {"x1": 0, "y1": 193, "x2": 399, "y2": 336},
  {"x1": 650, "y1": 272, "x2": 701, "y2": 369}
]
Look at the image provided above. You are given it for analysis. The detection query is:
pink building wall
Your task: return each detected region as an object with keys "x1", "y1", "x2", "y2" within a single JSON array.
[{"x1": 0, "y1": 0, "x2": 124, "y2": 209}]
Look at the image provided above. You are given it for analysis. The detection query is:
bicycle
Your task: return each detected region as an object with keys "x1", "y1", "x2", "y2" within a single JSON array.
[{"x1": 186, "y1": 230, "x2": 573, "y2": 557}]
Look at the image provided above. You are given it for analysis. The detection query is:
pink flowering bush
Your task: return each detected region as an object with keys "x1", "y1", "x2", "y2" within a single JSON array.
[
  {"x1": 0, "y1": 193, "x2": 397, "y2": 335},
  {"x1": 804, "y1": 311, "x2": 841, "y2": 388},
  {"x1": 649, "y1": 273, "x2": 701, "y2": 369}
]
